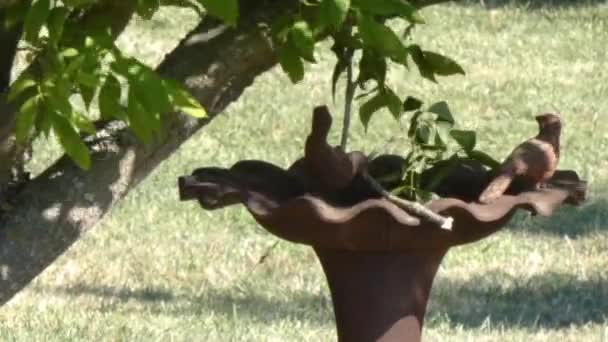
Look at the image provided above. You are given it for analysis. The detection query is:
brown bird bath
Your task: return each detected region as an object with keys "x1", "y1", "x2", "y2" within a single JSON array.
[{"x1": 178, "y1": 107, "x2": 586, "y2": 342}]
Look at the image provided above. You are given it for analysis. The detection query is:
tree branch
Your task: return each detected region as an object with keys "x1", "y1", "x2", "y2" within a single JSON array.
[
  {"x1": 0, "y1": 11, "x2": 21, "y2": 92},
  {"x1": 0, "y1": 0, "x2": 298, "y2": 307},
  {"x1": 0, "y1": 9, "x2": 24, "y2": 192}
]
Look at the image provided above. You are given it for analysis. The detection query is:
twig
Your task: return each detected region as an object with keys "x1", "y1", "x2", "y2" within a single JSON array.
[
  {"x1": 363, "y1": 172, "x2": 453, "y2": 230},
  {"x1": 340, "y1": 50, "x2": 356, "y2": 150},
  {"x1": 257, "y1": 240, "x2": 280, "y2": 265},
  {"x1": 334, "y1": 44, "x2": 452, "y2": 230}
]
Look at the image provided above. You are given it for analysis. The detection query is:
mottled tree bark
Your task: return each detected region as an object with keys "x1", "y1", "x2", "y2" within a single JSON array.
[{"x1": 0, "y1": 1, "x2": 298, "y2": 306}]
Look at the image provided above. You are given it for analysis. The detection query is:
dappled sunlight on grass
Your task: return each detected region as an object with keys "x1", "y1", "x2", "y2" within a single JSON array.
[{"x1": 3, "y1": 1, "x2": 608, "y2": 341}]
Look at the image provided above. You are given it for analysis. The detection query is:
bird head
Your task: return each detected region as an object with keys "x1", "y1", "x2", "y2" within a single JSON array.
[
  {"x1": 535, "y1": 113, "x2": 562, "y2": 134},
  {"x1": 311, "y1": 105, "x2": 333, "y2": 139}
]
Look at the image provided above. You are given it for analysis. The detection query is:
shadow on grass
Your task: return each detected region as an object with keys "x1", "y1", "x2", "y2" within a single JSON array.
[
  {"x1": 456, "y1": 0, "x2": 608, "y2": 10},
  {"x1": 508, "y1": 197, "x2": 608, "y2": 238},
  {"x1": 40, "y1": 269, "x2": 607, "y2": 330},
  {"x1": 429, "y1": 271, "x2": 608, "y2": 329},
  {"x1": 39, "y1": 282, "x2": 334, "y2": 326}
]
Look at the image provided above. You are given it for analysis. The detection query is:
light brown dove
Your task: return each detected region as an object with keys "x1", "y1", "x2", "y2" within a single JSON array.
[{"x1": 478, "y1": 113, "x2": 562, "y2": 204}]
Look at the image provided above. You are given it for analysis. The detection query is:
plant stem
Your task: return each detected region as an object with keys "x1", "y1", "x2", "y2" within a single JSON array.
[
  {"x1": 340, "y1": 52, "x2": 356, "y2": 150},
  {"x1": 363, "y1": 172, "x2": 453, "y2": 230},
  {"x1": 335, "y1": 53, "x2": 453, "y2": 230}
]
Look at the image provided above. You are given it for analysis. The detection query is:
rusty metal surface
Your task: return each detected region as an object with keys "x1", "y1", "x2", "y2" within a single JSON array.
[{"x1": 178, "y1": 108, "x2": 585, "y2": 251}]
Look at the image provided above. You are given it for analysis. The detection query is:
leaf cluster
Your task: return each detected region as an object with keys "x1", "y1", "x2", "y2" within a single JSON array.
[
  {"x1": 271, "y1": 0, "x2": 498, "y2": 201},
  {"x1": 3, "y1": 0, "x2": 237, "y2": 168},
  {"x1": 388, "y1": 99, "x2": 498, "y2": 201}
]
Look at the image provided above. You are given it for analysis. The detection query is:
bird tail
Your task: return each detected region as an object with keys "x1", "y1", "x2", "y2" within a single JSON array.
[{"x1": 479, "y1": 172, "x2": 515, "y2": 204}]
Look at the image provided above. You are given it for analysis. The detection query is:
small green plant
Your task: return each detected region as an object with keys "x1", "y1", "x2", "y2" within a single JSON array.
[
  {"x1": 270, "y1": 0, "x2": 498, "y2": 211},
  {"x1": 384, "y1": 99, "x2": 499, "y2": 201}
]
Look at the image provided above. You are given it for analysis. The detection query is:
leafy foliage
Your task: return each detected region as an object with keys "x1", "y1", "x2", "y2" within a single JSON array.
[
  {"x1": 268, "y1": 0, "x2": 496, "y2": 200},
  {"x1": 393, "y1": 100, "x2": 498, "y2": 201},
  {"x1": 4, "y1": 0, "x2": 495, "y2": 202},
  {"x1": 2, "y1": 0, "x2": 236, "y2": 168}
]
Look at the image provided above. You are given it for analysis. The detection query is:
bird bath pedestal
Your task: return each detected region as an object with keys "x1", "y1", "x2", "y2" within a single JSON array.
[{"x1": 178, "y1": 107, "x2": 586, "y2": 342}]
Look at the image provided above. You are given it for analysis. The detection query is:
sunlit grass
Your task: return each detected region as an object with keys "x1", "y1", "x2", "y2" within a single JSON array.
[{"x1": 2, "y1": 2, "x2": 608, "y2": 341}]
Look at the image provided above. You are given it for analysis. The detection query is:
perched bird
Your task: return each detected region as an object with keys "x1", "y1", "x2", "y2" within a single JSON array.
[
  {"x1": 303, "y1": 106, "x2": 366, "y2": 192},
  {"x1": 478, "y1": 113, "x2": 562, "y2": 204}
]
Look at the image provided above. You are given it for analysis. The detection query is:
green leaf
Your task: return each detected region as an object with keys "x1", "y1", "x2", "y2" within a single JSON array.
[
  {"x1": 164, "y1": 79, "x2": 207, "y2": 118},
  {"x1": 358, "y1": 14, "x2": 408, "y2": 65},
  {"x1": 409, "y1": 44, "x2": 435, "y2": 82},
  {"x1": 359, "y1": 92, "x2": 386, "y2": 130},
  {"x1": 427, "y1": 101, "x2": 454, "y2": 124},
  {"x1": 99, "y1": 74, "x2": 126, "y2": 120},
  {"x1": 64, "y1": 55, "x2": 85, "y2": 77},
  {"x1": 352, "y1": 0, "x2": 423, "y2": 23},
  {"x1": 198, "y1": 0, "x2": 239, "y2": 25},
  {"x1": 45, "y1": 84, "x2": 73, "y2": 116},
  {"x1": 15, "y1": 95, "x2": 40, "y2": 143},
  {"x1": 63, "y1": 0, "x2": 96, "y2": 7},
  {"x1": 72, "y1": 112, "x2": 96, "y2": 135},
  {"x1": 60, "y1": 48, "x2": 79, "y2": 58},
  {"x1": 79, "y1": 84, "x2": 96, "y2": 110},
  {"x1": 423, "y1": 155, "x2": 458, "y2": 191},
  {"x1": 47, "y1": 6, "x2": 70, "y2": 45},
  {"x1": 319, "y1": 0, "x2": 350, "y2": 29},
  {"x1": 35, "y1": 107, "x2": 53, "y2": 138},
  {"x1": 270, "y1": 15, "x2": 294, "y2": 44},
  {"x1": 51, "y1": 113, "x2": 91, "y2": 170},
  {"x1": 468, "y1": 150, "x2": 500, "y2": 169},
  {"x1": 403, "y1": 96, "x2": 423, "y2": 112},
  {"x1": 424, "y1": 51, "x2": 465, "y2": 76},
  {"x1": 24, "y1": 0, "x2": 51, "y2": 43},
  {"x1": 331, "y1": 57, "x2": 347, "y2": 101},
  {"x1": 129, "y1": 65, "x2": 173, "y2": 114},
  {"x1": 357, "y1": 48, "x2": 387, "y2": 86},
  {"x1": 127, "y1": 96, "x2": 154, "y2": 144},
  {"x1": 289, "y1": 21, "x2": 316, "y2": 62},
  {"x1": 435, "y1": 121, "x2": 452, "y2": 147},
  {"x1": 278, "y1": 44, "x2": 305, "y2": 83},
  {"x1": 383, "y1": 87, "x2": 402, "y2": 120},
  {"x1": 353, "y1": 0, "x2": 416, "y2": 16},
  {"x1": 76, "y1": 71, "x2": 99, "y2": 88},
  {"x1": 450, "y1": 129, "x2": 476, "y2": 152},
  {"x1": 7, "y1": 73, "x2": 37, "y2": 102}
]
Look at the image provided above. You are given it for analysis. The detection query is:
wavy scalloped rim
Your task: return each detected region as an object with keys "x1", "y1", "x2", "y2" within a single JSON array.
[
  {"x1": 237, "y1": 181, "x2": 578, "y2": 251},
  {"x1": 180, "y1": 160, "x2": 585, "y2": 251}
]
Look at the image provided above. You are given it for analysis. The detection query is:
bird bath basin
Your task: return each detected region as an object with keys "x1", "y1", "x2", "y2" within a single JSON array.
[{"x1": 178, "y1": 106, "x2": 586, "y2": 342}]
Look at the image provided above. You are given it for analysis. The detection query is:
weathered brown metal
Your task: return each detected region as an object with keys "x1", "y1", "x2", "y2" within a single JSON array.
[{"x1": 178, "y1": 106, "x2": 586, "y2": 342}]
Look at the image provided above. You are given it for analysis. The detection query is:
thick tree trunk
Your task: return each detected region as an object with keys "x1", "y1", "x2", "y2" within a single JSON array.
[
  {"x1": 0, "y1": 1, "x2": 298, "y2": 306},
  {"x1": 0, "y1": 9, "x2": 23, "y2": 188}
]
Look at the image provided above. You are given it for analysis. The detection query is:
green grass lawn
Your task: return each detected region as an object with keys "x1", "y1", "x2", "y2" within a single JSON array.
[{"x1": 2, "y1": 2, "x2": 608, "y2": 341}]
